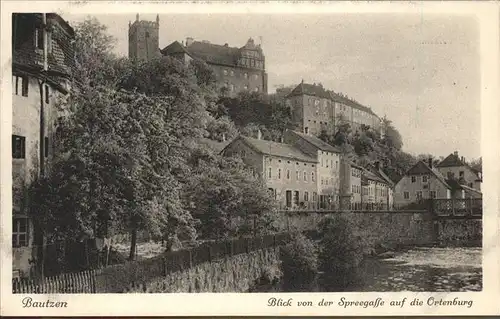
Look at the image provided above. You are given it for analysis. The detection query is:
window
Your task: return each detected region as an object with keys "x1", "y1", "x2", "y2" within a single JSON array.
[
  {"x1": 21, "y1": 76, "x2": 29, "y2": 97},
  {"x1": 459, "y1": 171, "x2": 464, "y2": 177},
  {"x1": 44, "y1": 137, "x2": 49, "y2": 158},
  {"x1": 469, "y1": 182, "x2": 473, "y2": 188},
  {"x1": 223, "y1": 69, "x2": 228, "y2": 76},
  {"x1": 304, "y1": 127, "x2": 309, "y2": 134},
  {"x1": 230, "y1": 70, "x2": 234, "y2": 76},
  {"x1": 45, "y1": 85, "x2": 49, "y2": 103},
  {"x1": 12, "y1": 218, "x2": 28, "y2": 247},
  {"x1": 303, "y1": 171, "x2": 307, "y2": 182},
  {"x1": 12, "y1": 135, "x2": 26, "y2": 159},
  {"x1": 304, "y1": 192, "x2": 309, "y2": 202},
  {"x1": 230, "y1": 84, "x2": 235, "y2": 92},
  {"x1": 278, "y1": 168, "x2": 281, "y2": 179},
  {"x1": 145, "y1": 31, "x2": 150, "y2": 38},
  {"x1": 244, "y1": 85, "x2": 248, "y2": 90},
  {"x1": 254, "y1": 87, "x2": 259, "y2": 92},
  {"x1": 422, "y1": 175, "x2": 428, "y2": 183},
  {"x1": 268, "y1": 167, "x2": 272, "y2": 178},
  {"x1": 430, "y1": 191, "x2": 436, "y2": 199},
  {"x1": 411, "y1": 176, "x2": 416, "y2": 183},
  {"x1": 296, "y1": 170, "x2": 299, "y2": 180},
  {"x1": 416, "y1": 191, "x2": 423, "y2": 200},
  {"x1": 404, "y1": 192, "x2": 409, "y2": 199},
  {"x1": 294, "y1": 191, "x2": 299, "y2": 206},
  {"x1": 244, "y1": 73, "x2": 248, "y2": 79},
  {"x1": 313, "y1": 192, "x2": 318, "y2": 202},
  {"x1": 35, "y1": 28, "x2": 43, "y2": 49},
  {"x1": 286, "y1": 170, "x2": 290, "y2": 180},
  {"x1": 311, "y1": 172, "x2": 315, "y2": 182},
  {"x1": 253, "y1": 74, "x2": 259, "y2": 80}
]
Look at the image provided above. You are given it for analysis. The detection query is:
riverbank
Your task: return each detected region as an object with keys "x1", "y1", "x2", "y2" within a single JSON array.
[{"x1": 251, "y1": 246, "x2": 482, "y2": 292}]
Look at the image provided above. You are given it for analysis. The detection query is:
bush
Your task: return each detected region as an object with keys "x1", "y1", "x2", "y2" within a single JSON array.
[
  {"x1": 280, "y1": 233, "x2": 319, "y2": 284},
  {"x1": 317, "y1": 215, "x2": 370, "y2": 289}
]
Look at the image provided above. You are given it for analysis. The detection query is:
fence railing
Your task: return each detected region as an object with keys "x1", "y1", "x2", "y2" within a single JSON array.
[
  {"x1": 432, "y1": 198, "x2": 482, "y2": 217},
  {"x1": 13, "y1": 232, "x2": 292, "y2": 294},
  {"x1": 12, "y1": 269, "x2": 98, "y2": 294},
  {"x1": 278, "y1": 201, "x2": 394, "y2": 212}
]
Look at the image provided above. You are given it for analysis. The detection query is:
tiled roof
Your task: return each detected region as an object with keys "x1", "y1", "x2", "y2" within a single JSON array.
[
  {"x1": 437, "y1": 153, "x2": 465, "y2": 168},
  {"x1": 199, "y1": 138, "x2": 230, "y2": 154},
  {"x1": 366, "y1": 163, "x2": 395, "y2": 186},
  {"x1": 239, "y1": 136, "x2": 318, "y2": 163},
  {"x1": 362, "y1": 169, "x2": 386, "y2": 184},
  {"x1": 406, "y1": 161, "x2": 451, "y2": 189},
  {"x1": 286, "y1": 82, "x2": 378, "y2": 117},
  {"x1": 186, "y1": 41, "x2": 240, "y2": 66},
  {"x1": 287, "y1": 130, "x2": 341, "y2": 153},
  {"x1": 160, "y1": 41, "x2": 192, "y2": 56}
]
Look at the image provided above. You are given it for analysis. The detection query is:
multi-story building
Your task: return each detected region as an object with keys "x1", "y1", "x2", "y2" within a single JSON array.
[
  {"x1": 221, "y1": 135, "x2": 318, "y2": 209},
  {"x1": 365, "y1": 162, "x2": 395, "y2": 210},
  {"x1": 128, "y1": 15, "x2": 268, "y2": 96},
  {"x1": 285, "y1": 81, "x2": 382, "y2": 136},
  {"x1": 339, "y1": 161, "x2": 363, "y2": 210},
  {"x1": 361, "y1": 169, "x2": 390, "y2": 210},
  {"x1": 436, "y1": 151, "x2": 482, "y2": 191},
  {"x1": 394, "y1": 159, "x2": 453, "y2": 208},
  {"x1": 283, "y1": 130, "x2": 341, "y2": 209},
  {"x1": 12, "y1": 13, "x2": 75, "y2": 278},
  {"x1": 394, "y1": 158, "x2": 482, "y2": 208}
]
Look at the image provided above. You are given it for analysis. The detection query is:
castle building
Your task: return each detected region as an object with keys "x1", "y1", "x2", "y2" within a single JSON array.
[
  {"x1": 12, "y1": 13, "x2": 75, "y2": 278},
  {"x1": 285, "y1": 81, "x2": 382, "y2": 137},
  {"x1": 128, "y1": 15, "x2": 268, "y2": 96}
]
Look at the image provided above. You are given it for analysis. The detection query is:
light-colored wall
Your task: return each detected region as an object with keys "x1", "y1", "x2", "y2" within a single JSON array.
[
  {"x1": 437, "y1": 166, "x2": 481, "y2": 191},
  {"x1": 211, "y1": 64, "x2": 266, "y2": 96},
  {"x1": 394, "y1": 174, "x2": 451, "y2": 206},
  {"x1": 317, "y1": 150, "x2": 340, "y2": 202}
]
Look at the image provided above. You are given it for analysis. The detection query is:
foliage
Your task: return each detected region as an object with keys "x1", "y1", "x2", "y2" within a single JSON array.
[
  {"x1": 470, "y1": 157, "x2": 482, "y2": 172},
  {"x1": 183, "y1": 145, "x2": 279, "y2": 239},
  {"x1": 317, "y1": 215, "x2": 371, "y2": 289},
  {"x1": 280, "y1": 233, "x2": 319, "y2": 283}
]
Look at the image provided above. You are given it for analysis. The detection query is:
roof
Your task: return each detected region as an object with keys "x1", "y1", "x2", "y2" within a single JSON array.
[
  {"x1": 406, "y1": 160, "x2": 451, "y2": 189},
  {"x1": 160, "y1": 41, "x2": 192, "y2": 57},
  {"x1": 437, "y1": 153, "x2": 466, "y2": 168},
  {"x1": 366, "y1": 163, "x2": 395, "y2": 186},
  {"x1": 286, "y1": 82, "x2": 379, "y2": 118},
  {"x1": 362, "y1": 169, "x2": 386, "y2": 184},
  {"x1": 199, "y1": 138, "x2": 230, "y2": 154},
  {"x1": 184, "y1": 41, "x2": 240, "y2": 66},
  {"x1": 286, "y1": 130, "x2": 341, "y2": 153},
  {"x1": 234, "y1": 136, "x2": 318, "y2": 163}
]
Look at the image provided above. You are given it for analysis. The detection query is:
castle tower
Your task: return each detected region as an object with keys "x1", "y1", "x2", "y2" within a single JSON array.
[{"x1": 128, "y1": 14, "x2": 160, "y2": 61}]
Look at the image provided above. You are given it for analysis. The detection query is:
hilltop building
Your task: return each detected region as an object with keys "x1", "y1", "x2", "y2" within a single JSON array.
[
  {"x1": 285, "y1": 81, "x2": 382, "y2": 137},
  {"x1": 12, "y1": 13, "x2": 75, "y2": 278},
  {"x1": 128, "y1": 15, "x2": 268, "y2": 96}
]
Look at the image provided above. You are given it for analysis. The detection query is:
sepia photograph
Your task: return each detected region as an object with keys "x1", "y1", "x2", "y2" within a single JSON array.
[{"x1": 2, "y1": 1, "x2": 500, "y2": 316}]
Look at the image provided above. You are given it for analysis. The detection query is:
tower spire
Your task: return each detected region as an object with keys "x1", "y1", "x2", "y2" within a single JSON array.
[
  {"x1": 156, "y1": 14, "x2": 160, "y2": 25},
  {"x1": 136, "y1": 13, "x2": 139, "y2": 22}
]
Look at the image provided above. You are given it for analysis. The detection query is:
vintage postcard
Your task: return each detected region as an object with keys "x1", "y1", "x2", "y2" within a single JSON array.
[{"x1": 1, "y1": 0, "x2": 499, "y2": 316}]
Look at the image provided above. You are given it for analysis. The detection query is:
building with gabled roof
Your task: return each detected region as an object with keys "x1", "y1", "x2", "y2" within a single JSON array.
[
  {"x1": 128, "y1": 15, "x2": 267, "y2": 96},
  {"x1": 436, "y1": 151, "x2": 482, "y2": 191},
  {"x1": 283, "y1": 130, "x2": 342, "y2": 209},
  {"x1": 285, "y1": 81, "x2": 382, "y2": 138},
  {"x1": 221, "y1": 135, "x2": 319, "y2": 209}
]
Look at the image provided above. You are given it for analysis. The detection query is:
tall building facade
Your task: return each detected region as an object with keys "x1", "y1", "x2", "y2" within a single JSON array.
[
  {"x1": 12, "y1": 13, "x2": 75, "y2": 278},
  {"x1": 128, "y1": 14, "x2": 160, "y2": 61},
  {"x1": 286, "y1": 82, "x2": 382, "y2": 137},
  {"x1": 127, "y1": 16, "x2": 268, "y2": 96}
]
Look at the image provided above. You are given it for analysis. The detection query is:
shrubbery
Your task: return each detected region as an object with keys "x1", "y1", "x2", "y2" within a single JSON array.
[{"x1": 280, "y1": 233, "x2": 319, "y2": 288}]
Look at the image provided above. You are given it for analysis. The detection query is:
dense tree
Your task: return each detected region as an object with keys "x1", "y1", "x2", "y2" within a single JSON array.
[{"x1": 381, "y1": 116, "x2": 403, "y2": 150}]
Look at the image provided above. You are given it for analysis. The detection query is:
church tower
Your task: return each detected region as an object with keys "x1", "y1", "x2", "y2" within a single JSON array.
[{"x1": 128, "y1": 14, "x2": 160, "y2": 61}]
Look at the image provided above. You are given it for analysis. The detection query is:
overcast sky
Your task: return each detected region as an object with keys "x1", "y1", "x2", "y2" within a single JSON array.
[{"x1": 67, "y1": 13, "x2": 481, "y2": 161}]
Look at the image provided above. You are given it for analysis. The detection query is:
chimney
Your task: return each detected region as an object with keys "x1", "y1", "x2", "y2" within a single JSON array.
[
  {"x1": 428, "y1": 158, "x2": 433, "y2": 169},
  {"x1": 257, "y1": 129, "x2": 262, "y2": 140},
  {"x1": 224, "y1": 43, "x2": 228, "y2": 47},
  {"x1": 454, "y1": 151, "x2": 458, "y2": 157},
  {"x1": 156, "y1": 14, "x2": 160, "y2": 25},
  {"x1": 186, "y1": 37, "x2": 194, "y2": 46},
  {"x1": 136, "y1": 14, "x2": 139, "y2": 22},
  {"x1": 461, "y1": 156, "x2": 465, "y2": 163}
]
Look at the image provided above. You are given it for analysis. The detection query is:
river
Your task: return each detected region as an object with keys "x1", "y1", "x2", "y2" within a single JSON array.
[{"x1": 253, "y1": 247, "x2": 482, "y2": 292}]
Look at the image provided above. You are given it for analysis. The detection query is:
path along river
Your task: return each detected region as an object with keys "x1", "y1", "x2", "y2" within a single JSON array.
[{"x1": 254, "y1": 247, "x2": 482, "y2": 292}]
